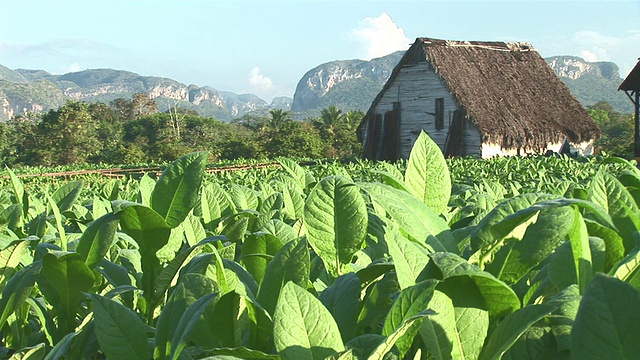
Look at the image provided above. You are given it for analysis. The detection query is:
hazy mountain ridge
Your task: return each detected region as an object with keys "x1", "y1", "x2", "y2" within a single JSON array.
[
  {"x1": 0, "y1": 52, "x2": 633, "y2": 122},
  {"x1": 0, "y1": 68, "x2": 290, "y2": 122}
]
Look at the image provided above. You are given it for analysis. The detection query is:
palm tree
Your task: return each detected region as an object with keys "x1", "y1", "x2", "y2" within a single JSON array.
[
  {"x1": 318, "y1": 106, "x2": 345, "y2": 138},
  {"x1": 267, "y1": 109, "x2": 292, "y2": 133}
]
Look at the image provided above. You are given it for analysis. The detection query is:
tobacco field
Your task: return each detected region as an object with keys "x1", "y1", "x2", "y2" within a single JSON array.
[{"x1": 1, "y1": 131, "x2": 640, "y2": 359}]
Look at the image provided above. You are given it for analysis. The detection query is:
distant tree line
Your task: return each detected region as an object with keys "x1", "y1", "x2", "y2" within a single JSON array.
[
  {"x1": 0, "y1": 93, "x2": 364, "y2": 167},
  {"x1": 587, "y1": 101, "x2": 635, "y2": 158}
]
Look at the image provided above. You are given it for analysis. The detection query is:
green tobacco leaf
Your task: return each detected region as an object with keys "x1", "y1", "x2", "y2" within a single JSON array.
[
  {"x1": 201, "y1": 182, "x2": 222, "y2": 226},
  {"x1": 257, "y1": 237, "x2": 310, "y2": 316},
  {"x1": 426, "y1": 252, "x2": 520, "y2": 318},
  {"x1": 404, "y1": 130, "x2": 451, "y2": 214},
  {"x1": 546, "y1": 285, "x2": 581, "y2": 352},
  {"x1": 368, "y1": 311, "x2": 434, "y2": 360},
  {"x1": 274, "y1": 282, "x2": 345, "y2": 360},
  {"x1": 589, "y1": 170, "x2": 640, "y2": 251},
  {"x1": 486, "y1": 206, "x2": 574, "y2": 284},
  {"x1": 478, "y1": 304, "x2": 555, "y2": 360},
  {"x1": 357, "y1": 271, "x2": 400, "y2": 335},
  {"x1": 0, "y1": 261, "x2": 41, "y2": 327},
  {"x1": 585, "y1": 218, "x2": 625, "y2": 271},
  {"x1": 242, "y1": 233, "x2": 283, "y2": 285},
  {"x1": 91, "y1": 294, "x2": 148, "y2": 360},
  {"x1": 230, "y1": 184, "x2": 260, "y2": 212},
  {"x1": 419, "y1": 291, "x2": 489, "y2": 360},
  {"x1": 52, "y1": 180, "x2": 83, "y2": 213},
  {"x1": 37, "y1": 252, "x2": 95, "y2": 337},
  {"x1": 45, "y1": 192, "x2": 67, "y2": 251},
  {"x1": 151, "y1": 151, "x2": 208, "y2": 228},
  {"x1": 571, "y1": 274, "x2": 640, "y2": 359},
  {"x1": 169, "y1": 292, "x2": 218, "y2": 360},
  {"x1": 0, "y1": 240, "x2": 30, "y2": 286},
  {"x1": 260, "y1": 219, "x2": 299, "y2": 244},
  {"x1": 278, "y1": 157, "x2": 308, "y2": 189},
  {"x1": 116, "y1": 202, "x2": 171, "y2": 320},
  {"x1": 386, "y1": 223, "x2": 431, "y2": 289},
  {"x1": 470, "y1": 193, "x2": 556, "y2": 263},
  {"x1": 568, "y1": 208, "x2": 592, "y2": 294},
  {"x1": 305, "y1": 176, "x2": 367, "y2": 277},
  {"x1": 611, "y1": 246, "x2": 640, "y2": 289},
  {"x1": 319, "y1": 273, "x2": 361, "y2": 342},
  {"x1": 75, "y1": 212, "x2": 121, "y2": 269},
  {"x1": 359, "y1": 182, "x2": 453, "y2": 252},
  {"x1": 155, "y1": 284, "x2": 187, "y2": 359},
  {"x1": 382, "y1": 280, "x2": 438, "y2": 357}
]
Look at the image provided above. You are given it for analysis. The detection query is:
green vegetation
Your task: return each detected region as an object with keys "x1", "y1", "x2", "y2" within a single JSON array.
[
  {"x1": 0, "y1": 132, "x2": 639, "y2": 359},
  {"x1": 0, "y1": 95, "x2": 364, "y2": 167}
]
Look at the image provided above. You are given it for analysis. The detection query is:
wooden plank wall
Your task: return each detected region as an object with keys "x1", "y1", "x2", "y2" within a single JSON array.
[{"x1": 369, "y1": 61, "x2": 483, "y2": 158}]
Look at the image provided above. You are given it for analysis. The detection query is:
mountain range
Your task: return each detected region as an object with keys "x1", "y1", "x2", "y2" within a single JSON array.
[{"x1": 0, "y1": 52, "x2": 633, "y2": 122}]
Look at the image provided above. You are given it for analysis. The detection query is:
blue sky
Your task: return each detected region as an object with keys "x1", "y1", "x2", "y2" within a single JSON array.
[{"x1": 1, "y1": 0, "x2": 639, "y2": 102}]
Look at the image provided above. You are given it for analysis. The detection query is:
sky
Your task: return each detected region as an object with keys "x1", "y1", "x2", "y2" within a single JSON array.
[{"x1": 1, "y1": 0, "x2": 639, "y2": 102}]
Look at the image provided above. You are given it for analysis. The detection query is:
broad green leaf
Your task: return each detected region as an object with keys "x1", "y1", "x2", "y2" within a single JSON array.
[
  {"x1": 151, "y1": 151, "x2": 207, "y2": 227},
  {"x1": 382, "y1": 280, "x2": 438, "y2": 357},
  {"x1": 319, "y1": 273, "x2": 361, "y2": 342},
  {"x1": 0, "y1": 262, "x2": 41, "y2": 327},
  {"x1": 43, "y1": 331, "x2": 78, "y2": 360},
  {"x1": 45, "y1": 192, "x2": 67, "y2": 251},
  {"x1": 230, "y1": 184, "x2": 260, "y2": 211},
  {"x1": 418, "y1": 290, "x2": 489, "y2": 360},
  {"x1": 357, "y1": 271, "x2": 400, "y2": 334},
  {"x1": 257, "y1": 237, "x2": 310, "y2": 316},
  {"x1": 571, "y1": 274, "x2": 640, "y2": 359},
  {"x1": 91, "y1": 294, "x2": 148, "y2": 360},
  {"x1": 260, "y1": 219, "x2": 298, "y2": 244},
  {"x1": 37, "y1": 252, "x2": 95, "y2": 337},
  {"x1": 274, "y1": 282, "x2": 345, "y2": 360},
  {"x1": 152, "y1": 237, "x2": 224, "y2": 312},
  {"x1": 75, "y1": 212, "x2": 121, "y2": 269},
  {"x1": 424, "y1": 252, "x2": 520, "y2": 318},
  {"x1": 305, "y1": 176, "x2": 367, "y2": 277},
  {"x1": 546, "y1": 285, "x2": 581, "y2": 352},
  {"x1": 9, "y1": 343, "x2": 45, "y2": 360},
  {"x1": 359, "y1": 182, "x2": 453, "y2": 252},
  {"x1": 404, "y1": 130, "x2": 451, "y2": 214},
  {"x1": 0, "y1": 240, "x2": 30, "y2": 286},
  {"x1": 500, "y1": 325, "x2": 560, "y2": 360},
  {"x1": 568, "y1": 208, "x2": 592, "y2": 294},
  {"x1": 611, "y1": 246, "x2": 640, "y2": 289},
  {"x1": 278, "y1": 157, "x2": 309, "y2": 189},
  {"x1": 138, "y1": 173, "x2": 155, "y2": 206},
  {"x1": 589, "y1": 170, "x2": 640, "y2": 251},
  {"x1": 385, "y1": 223, "x2": 431, "y2": 289},
  {"x1": 478, "y1": 304, "x2": 555, "y2": 360},
  {"x1": 259, "y1": 192, "x2": 284, "y2": 214},
  {"x1": 367, "y1": 311, "x2": 434, "y2": 360},
  {"x1": 155, "y1": 284, "x2": 187, "y2": 359},
  {"x1": 116, "y1": 202, "x2": 171, "y2": 320},
  {"x1": 585, "y1": 218, "x2": 625, "y2": 271},
  {"x1": 242, "y1": 232, "x2": 283, "y2": 284},
  {"x1": 201, "y1": 182, "x2": 222, "y2": 226},
  {"x1": 486, "y1": 206, "x2": 574, "y2": 284},
  {"x1": 51, "y1": 180, "x2": 83, "y2": 213},
  {"x1": 169, "y1": 292, "x2": 218, "y2": 360},
  {"x1": 469, "y1": 193, "x2": 555, "y2": 265}
]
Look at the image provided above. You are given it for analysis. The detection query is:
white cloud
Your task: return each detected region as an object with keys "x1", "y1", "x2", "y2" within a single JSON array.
[
  {"x1": 350, "y1": 13, "x2": 411, "y2": 60},
  {"x1": 64, "y1": 63, "x2": 82, "y2": 73},
  {"x1": 249, "y1": 67, "x2": 274, "y2": 92}
]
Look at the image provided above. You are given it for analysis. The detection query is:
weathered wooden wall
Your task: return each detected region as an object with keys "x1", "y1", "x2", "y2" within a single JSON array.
[{"x1": 367, "y1": 61, "x2": 483, "y2": 158}]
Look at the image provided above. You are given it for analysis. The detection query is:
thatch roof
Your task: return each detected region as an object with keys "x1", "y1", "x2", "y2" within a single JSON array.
[
  {"x1": 366, "y1": 37, "x2": 601, "y2": 150},
  {"x1": 619, "y1": 58, "x2": 640, "y2": 91}
]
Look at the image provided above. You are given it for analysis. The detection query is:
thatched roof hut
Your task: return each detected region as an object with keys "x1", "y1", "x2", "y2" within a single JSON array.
[{"x1": 359, "y1": 37, "x2": 601, "y2": 160}]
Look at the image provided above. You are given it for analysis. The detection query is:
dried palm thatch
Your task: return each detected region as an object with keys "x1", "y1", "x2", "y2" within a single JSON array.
[{"x1": 365, "y1": 37, "x2": 601, "y2": 151}]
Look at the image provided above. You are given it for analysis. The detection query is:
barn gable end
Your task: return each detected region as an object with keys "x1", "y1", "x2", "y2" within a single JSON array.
[{"x1": 359, "y1": 37, "x2": 601, "y2": 160}]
